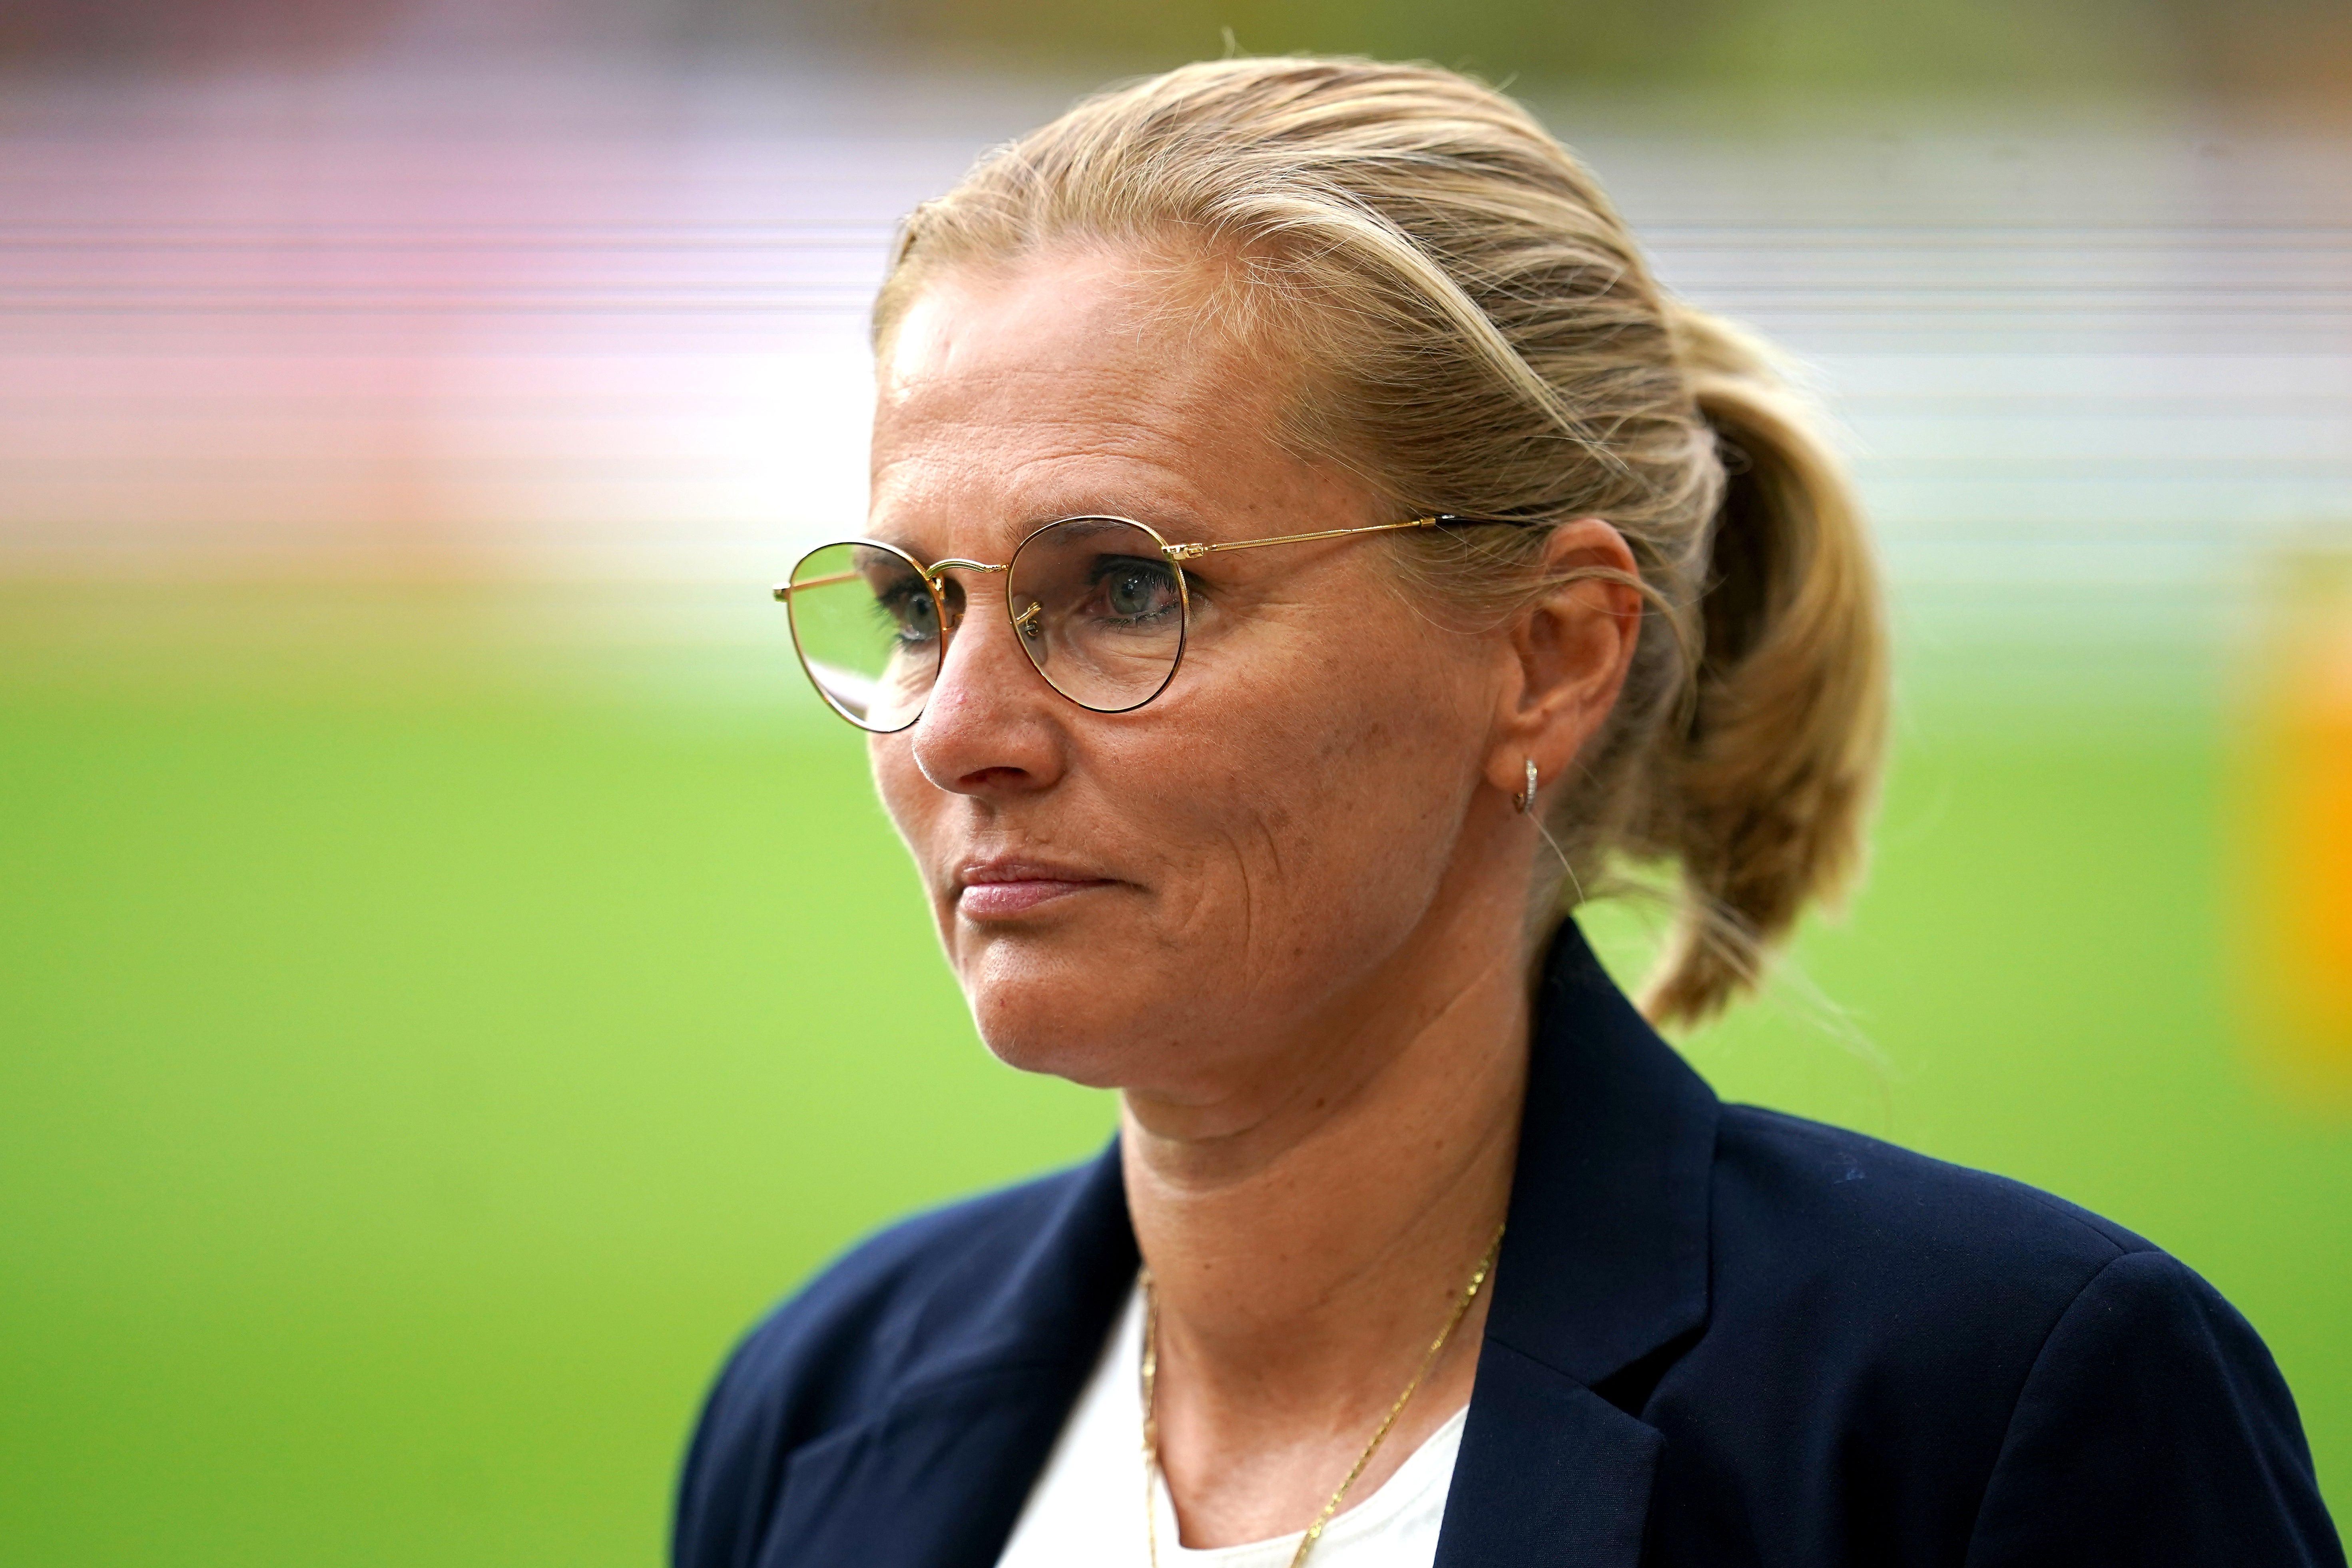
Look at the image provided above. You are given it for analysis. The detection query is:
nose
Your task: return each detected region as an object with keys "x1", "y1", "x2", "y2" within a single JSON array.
[{"x1": 907, "y1": 572, "x2": 1069, "y2": 797}]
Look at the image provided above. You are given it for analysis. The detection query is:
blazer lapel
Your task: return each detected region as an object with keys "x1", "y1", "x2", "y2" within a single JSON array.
[
  {"x1": 761, "y1": 1146, "x2": 1138, "y2": 1568},
  {"x1": 1436, "y1": 920, "x2": 1722, "y2": 1567},
  {"x1": 1437, "y1": 1341, "x2": 1665, "y2": 1567},
  {"x1": 761, "y1": 1369, "x2": 1092, "y2": 1568}
]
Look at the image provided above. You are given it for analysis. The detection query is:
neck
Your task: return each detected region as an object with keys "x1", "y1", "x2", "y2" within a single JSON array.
[{"x1": 1120, "y1": 884, "x2": 1535, "y2": 1544}]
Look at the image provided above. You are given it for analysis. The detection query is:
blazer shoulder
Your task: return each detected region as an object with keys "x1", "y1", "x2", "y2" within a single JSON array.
[
  {"x1": 1644, "y1": 1107, "x2": 2339, "y2": 1563},
  {"x1": 1703, "y1": 1102, "x2": 2169, "y2": 1389},
  {"x1": 1714, "y1": 1102, "x2": 2153, "y2": 1279},
  {"x1": 1965, "y1": 1247, "x2": 2342, "y2": 1565},
  {"x1": 1645, "y1": 1109, "x2": 2158, "y2": 1546}
]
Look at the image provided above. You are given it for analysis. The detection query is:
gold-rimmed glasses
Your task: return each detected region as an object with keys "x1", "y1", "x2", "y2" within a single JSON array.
[{"x1": 776, "y1": 512, "x2": 1509, "y2": 733}]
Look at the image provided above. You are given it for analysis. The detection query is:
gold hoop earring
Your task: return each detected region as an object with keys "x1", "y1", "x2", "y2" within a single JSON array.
[{"x1": 1514, "y1": 758, "x2": 1538, "y2": 814}]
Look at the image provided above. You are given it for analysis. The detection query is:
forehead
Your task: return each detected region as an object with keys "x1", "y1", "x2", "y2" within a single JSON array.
[{"x1": 869, "y1": 246, "x2": 1305, "y2": 540}]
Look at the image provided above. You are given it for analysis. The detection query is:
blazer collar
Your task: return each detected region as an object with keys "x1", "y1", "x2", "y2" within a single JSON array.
[
  {"x1": 886, "y1": 1137, "x2": 1135, "y2": 1400},
  {"x1": 757, "y1": 1151, "x2": 1136, "y2": 1568},
  {"x1": 1430, "y1": 920, "x2": 1719, "y2": 1567},
  {"x1": 1487, "y1": 918, "x2": 1719, "y2": 1389}
]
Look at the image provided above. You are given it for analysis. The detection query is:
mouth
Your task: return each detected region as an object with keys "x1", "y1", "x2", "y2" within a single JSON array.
[{"x1": 954, "y1": 857, "x2": 1120, "y2": 920}]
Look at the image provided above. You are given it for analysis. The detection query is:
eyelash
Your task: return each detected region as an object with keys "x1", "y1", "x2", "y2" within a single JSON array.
[
  {"x1": 1088, "y1": 558, "x2": 1184, "y2": 624},
  {"x1": 876, "y1": 584, "x2": 940, "y2": 642}
]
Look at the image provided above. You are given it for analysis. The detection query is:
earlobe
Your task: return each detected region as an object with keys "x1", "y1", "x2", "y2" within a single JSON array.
[{"x1": 1486, "y1": 517, "x2": 1644, "y2": 808}]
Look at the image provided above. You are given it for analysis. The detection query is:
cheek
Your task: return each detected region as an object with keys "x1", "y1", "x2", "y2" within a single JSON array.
[
  {"x1": 857, "y1": 604, "x2": 1495, "y2": 1081},
  {"x1": 1148, "y1": 632, "x2": 1482, "y2": 961},
  {"x1": 869, "y1": 739, "x2": 942, "y2": 868}
]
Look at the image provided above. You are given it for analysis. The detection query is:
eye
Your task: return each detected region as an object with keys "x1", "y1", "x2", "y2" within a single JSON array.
[
  {"x1": 1094, "y1": 558, "x2": 1180, "y2": 622},
  {"x1": 877, "y1": 582, "x2": 940, "y2": 644}
]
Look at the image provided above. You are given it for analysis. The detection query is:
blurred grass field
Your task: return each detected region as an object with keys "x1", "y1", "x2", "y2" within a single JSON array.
[{"x1": 1, "y1": 581, "x2": 2346, "y2": 1564}]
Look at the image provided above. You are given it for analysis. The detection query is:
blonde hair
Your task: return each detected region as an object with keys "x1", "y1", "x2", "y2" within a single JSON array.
[{"x1": 874, "y1": 56, "x2": 1887, "y2": 1027}]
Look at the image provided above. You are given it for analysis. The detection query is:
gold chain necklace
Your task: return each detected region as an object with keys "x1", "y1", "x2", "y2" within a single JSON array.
[{"x1": 1137, "y1": 1223, "x2": 1504, "y2": 1568}]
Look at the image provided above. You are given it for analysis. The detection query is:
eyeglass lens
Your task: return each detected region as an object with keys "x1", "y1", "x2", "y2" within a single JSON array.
[
  {"x1": 783, "y1": 517, "x2": 1187, "y2": 732},
  {"x1": 784, "y1": 541, "x2": 941, "y2": 731},
  {"x1": 1006, "y1": 517, "x2": 1185, "y2": 714}
]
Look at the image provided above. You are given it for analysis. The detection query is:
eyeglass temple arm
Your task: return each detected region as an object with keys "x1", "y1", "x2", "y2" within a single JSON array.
[
  {"x1": 773, "y1": 568, "x2": 860, "y2": 600},
  {"x1": 1160, "y1": 515, "x2": 1513, "y2": 561}
]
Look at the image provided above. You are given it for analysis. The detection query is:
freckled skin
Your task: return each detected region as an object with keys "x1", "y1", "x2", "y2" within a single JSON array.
[
  {"x1": 875, "y1": 254, "x2": 1491, "y2": 1106},
  {"x1": 864, "y1": 243, "x2": 1642, "y2": 1546}
]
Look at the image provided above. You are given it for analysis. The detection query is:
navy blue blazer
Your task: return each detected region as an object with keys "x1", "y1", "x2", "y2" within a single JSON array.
[{"x1": 676, "y1": 924, "x2": 2343, "y2": 1566}]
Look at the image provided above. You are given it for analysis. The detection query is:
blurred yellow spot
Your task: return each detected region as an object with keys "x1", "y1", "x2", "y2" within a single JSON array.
[{"x1": 2239, "y1": 553, "x2": 2352, "y2": 1100}]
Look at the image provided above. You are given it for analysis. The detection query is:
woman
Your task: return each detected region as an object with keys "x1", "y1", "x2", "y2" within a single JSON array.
[{"x1": 678, "y1": 58, "x2": 2341, "y2": 1567}]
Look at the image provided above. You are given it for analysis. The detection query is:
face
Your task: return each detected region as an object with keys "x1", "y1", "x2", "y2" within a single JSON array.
[{"x1": 866, "y1": 245, "x2": 1531, "y2": 1105}]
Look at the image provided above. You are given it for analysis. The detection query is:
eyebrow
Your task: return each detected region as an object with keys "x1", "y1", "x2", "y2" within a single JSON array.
[{"x1": 868, "y1": 509, "x2": 1192, "y2": 562}]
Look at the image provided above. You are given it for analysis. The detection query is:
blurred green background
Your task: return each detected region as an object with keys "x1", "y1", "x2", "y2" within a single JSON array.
[
  {"x1": 2, "y1": 579, "x2": 2346, "y2": 1564},
  {"x1": 2, "y1": 0, "x2": 2349, "y2": 1559}
]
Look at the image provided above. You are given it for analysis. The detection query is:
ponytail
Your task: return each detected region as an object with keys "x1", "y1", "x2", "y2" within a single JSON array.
[{"x1": 1639, "y1": 307, "x2": 1888, "y2": 1025}]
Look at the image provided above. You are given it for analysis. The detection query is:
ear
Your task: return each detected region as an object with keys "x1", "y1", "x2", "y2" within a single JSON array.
[{"x1": 1483, "y1": 518, "x2": 1645, "y2": 806}]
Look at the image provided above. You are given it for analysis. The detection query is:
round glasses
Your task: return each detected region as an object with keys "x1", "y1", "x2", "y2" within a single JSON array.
[{"x1": 776, "y1": 512, "x2": 1499, "y2": 733}]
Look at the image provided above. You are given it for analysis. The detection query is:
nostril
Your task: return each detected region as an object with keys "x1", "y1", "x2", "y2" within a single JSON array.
[{"x1": 912, "y1": 745, "x2": 1036, "y2": 793}]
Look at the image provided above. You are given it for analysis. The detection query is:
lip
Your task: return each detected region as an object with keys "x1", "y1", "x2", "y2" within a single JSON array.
[{"x1": 954, "y1": 857, "x2": 1118, "y2": 920}]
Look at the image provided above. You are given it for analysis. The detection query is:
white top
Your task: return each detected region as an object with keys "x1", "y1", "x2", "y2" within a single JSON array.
[{"x1": 996, "y1": 1284, "x2": 1466, "y2": 1568}]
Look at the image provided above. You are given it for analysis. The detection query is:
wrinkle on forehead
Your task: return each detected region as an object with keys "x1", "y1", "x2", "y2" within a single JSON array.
[
  {"x1": 867, "y1": 241, "x2": 1357, "y2": 550},
  {"x1": 879, "y1": 247, "x2": 1278, "y2": 426},
  {"x1": 878, "y1": 228, "x2": 1287, "y2": 369}
]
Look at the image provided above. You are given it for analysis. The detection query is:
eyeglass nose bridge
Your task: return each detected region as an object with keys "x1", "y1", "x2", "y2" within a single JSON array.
[{"x1": 920, "y1": 558, "x2": 1008, "y2": 640}]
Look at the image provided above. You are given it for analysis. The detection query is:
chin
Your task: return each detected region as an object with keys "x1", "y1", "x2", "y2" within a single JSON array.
[
  {"x1": 958, "y1": 945, "x2": 1170, "y2": 1090},
  {"x1": 978, "y1": 1029, "x2": 1134, "y2": 1089},
  {"x1": 969, "y1": 1004, "x2": 1139, "y2": 1089}
]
